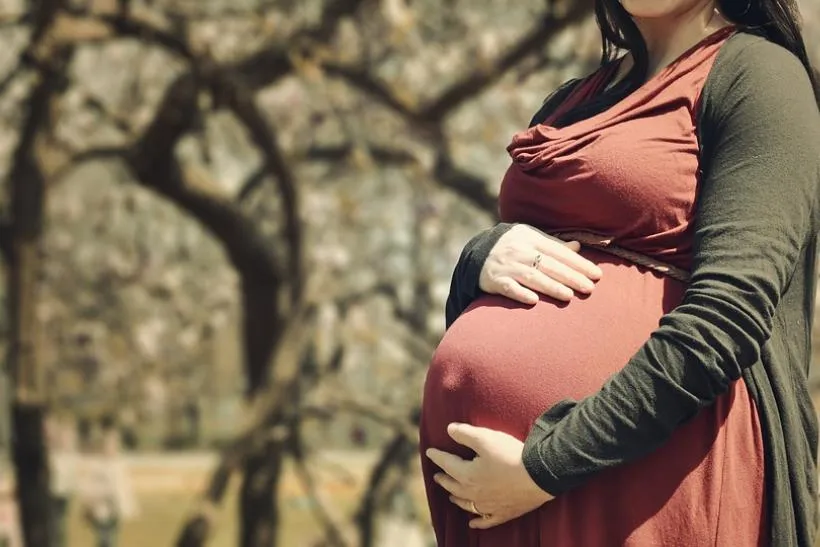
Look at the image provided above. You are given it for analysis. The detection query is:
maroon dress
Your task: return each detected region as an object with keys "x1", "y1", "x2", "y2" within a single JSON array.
[{"x1": 420, "y1": 28, "x2": 766, "y2": 546}]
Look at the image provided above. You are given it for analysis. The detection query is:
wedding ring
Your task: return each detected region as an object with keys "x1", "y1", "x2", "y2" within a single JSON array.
[
  {"x1": 470, "y1": 501, "x2": 491, "y2": 519},
  {"x1": 532, "y1": 253, "x2": 543, "y2": 270}
]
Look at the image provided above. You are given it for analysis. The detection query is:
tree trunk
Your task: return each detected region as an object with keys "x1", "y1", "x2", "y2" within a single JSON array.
[
  {"x1": 175, "y1": 463, "x2": 234, "y2": 547},
  {"x1": 237, "y1": 278, "x2": 289, "y2": 547},
  {"x1": 7, "y1": 107, "x2": 52, "y2": 547},
  {"x1": 3, "y1": 2, "x2": 74, "y2": 543},
  {"x1": 239, "y1": 446, "x2": 285, "y2": 547},
  {"x1": 355, "y1": 434, "x2": 416, "y2": 547},
  {"x1": 10, "y1": 406, "x2": 51, "y2": 547}
]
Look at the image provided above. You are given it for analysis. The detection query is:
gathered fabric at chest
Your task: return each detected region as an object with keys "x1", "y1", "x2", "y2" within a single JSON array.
[{"x1": 498, "y1": 29, "x2": 733, "y2": 271}]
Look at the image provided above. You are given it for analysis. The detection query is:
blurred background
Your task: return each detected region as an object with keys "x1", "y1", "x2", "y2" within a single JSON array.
[{"x1": 0, "y1": 1, "x2": 817, "y2": 546}]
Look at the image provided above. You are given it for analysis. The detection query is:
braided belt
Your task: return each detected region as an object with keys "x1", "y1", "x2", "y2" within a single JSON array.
[{"x1": 552, "y1": 231, "x2": 691, "y2": 284}]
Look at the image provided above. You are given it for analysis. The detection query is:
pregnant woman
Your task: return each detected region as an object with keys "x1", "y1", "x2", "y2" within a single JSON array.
[{"x1": 420, "y1": 0, "x2": 820, "y2": 546}]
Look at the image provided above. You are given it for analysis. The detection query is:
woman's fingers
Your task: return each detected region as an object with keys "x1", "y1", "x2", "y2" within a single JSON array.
[
  {"x1": 479, "y1": 225, "x2": 605, "y2": 302},
  {"x1": 497, "y1": 278, "x2": 540, "y2": 305},
  {"x1": 433, "y1": 473, "x2": 469, "y2": 499},
  {"x1": 519, "y1": 226, "x2": 596, "y2": 275},
  {"x1": 534, "y1": 238, "x2": 604, "y2": 281},
  {"x1": 563, "y1": 240, "x2": 582, "y2": 252},
  {"x1": 535, "y1": 255, "x2": 596, "y2": 294},
  {"x1": 449, "y1": 495, "x2": 482, "y2": 515},
  {"x1": 513, "y1": 266, "x2": 573, "y2": 302}
]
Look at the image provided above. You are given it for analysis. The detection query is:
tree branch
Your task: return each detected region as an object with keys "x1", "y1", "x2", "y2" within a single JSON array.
[
  {"x1": 299, "y1": 396, "x2": 417, "y2": 441},
  {"x1": 321, "y1": 63, "x2": 421, "y2": 120},
  {"x1": 89, "y1": 12, "x2": 194, "y2": 60},
  {"x1": 158, "y1": 0, "x2": 278, "y2": 22},
  {"x1": 307, "y1": 1, "x2": 593, "y2": 218},
  {"x1": 0, "y1": 11, "x2": 30, "y2": 28},
  {"x1": 236, "y1": 166, "x2": 267, "y2": 203},
  {"x1": 81, "y1": 94, "x2": 135, "y2": 135},
  {"x1": 288, "y1": 426, "x2": 354, "y2": 547},
  {"x1": 175, "y1": 304, "x2": 318, "y2": 547},
  {"x1": 353, "y1": 431, "x2": 418, "y2": 547},
  {"x1": 0, "y1": 62, "x2": 23, "y2": 98},
  {"x1": 230, "y1": 0, "x2": 369, "y2": 91},
  {"x1": 306, "y1": 142, "x2": 497, "y2": 215},
  {"x1": 420, "y1": 0, "x2": 594, "y2": 121},
  {"x1": 207, "y1": 69, "x2": 305, "y2": 305},
  {"x1": 303, "y1": 143, "x2": 418, "y2": 165},
  {"x1": 323, "y1": 1, "x2": 592, "y2": 125},
  {"x1": 0, "y1": 220, "x2": 11, "y2": 263},
  {"x1": 433, "y1": 152, "x2": 497, "y2": 215},
  {"x1": 47, "y1": 145, "x2": 129, "y2": 185}
]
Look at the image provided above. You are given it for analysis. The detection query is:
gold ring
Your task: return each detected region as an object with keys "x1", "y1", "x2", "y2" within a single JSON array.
[
  {"x1": 470, "y1": 501, "x2": 490, "y2": 519},
  {"x1": 532, "y1": 253, "x2": 543, "y2": 269}
]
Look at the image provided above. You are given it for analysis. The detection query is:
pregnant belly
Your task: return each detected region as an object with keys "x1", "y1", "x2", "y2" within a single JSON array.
[
  {"x1": 420, "y1": 251, "x2": 766, "y2": 547},
  {"x1": 423, "y1": 251, "x2": 687, "y2": 441}
]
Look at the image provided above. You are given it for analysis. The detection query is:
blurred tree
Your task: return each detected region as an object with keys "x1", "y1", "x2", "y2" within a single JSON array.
[{"x1": 3, "y1": 1, "x2": 75, "y2": 545}]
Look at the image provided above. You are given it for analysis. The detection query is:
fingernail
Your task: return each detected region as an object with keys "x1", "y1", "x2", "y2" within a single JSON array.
[
  {"x1": 425, "y1": 449, "x2": 433, "y2": 458},
  {"x1": 561, "y1": 288, "x2": 573, "y2": 300}
]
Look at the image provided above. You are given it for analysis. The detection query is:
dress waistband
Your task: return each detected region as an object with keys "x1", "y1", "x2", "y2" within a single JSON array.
[{"x1": 552, "y1": 231, "x2": 691, "y2": 284}]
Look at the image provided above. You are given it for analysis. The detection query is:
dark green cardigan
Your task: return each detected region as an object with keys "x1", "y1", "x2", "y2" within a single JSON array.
[{"x1": 445, "y1": 32, "x2": 820, "y2": 546}]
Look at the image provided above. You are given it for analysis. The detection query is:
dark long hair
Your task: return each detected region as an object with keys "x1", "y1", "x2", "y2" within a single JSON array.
[{"x1": 558, "y1": 0, "x2": 818, "y2": 125}]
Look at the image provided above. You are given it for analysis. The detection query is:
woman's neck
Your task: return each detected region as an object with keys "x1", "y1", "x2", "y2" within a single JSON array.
[{"x1": 634, "y1": 4, "x2": 731, "y2": 77}]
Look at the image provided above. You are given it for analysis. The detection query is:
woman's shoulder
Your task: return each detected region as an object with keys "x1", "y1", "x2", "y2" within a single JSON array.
[
  {"x1": 706, "y1": 30, "x2": 815, "y2": 100},
  {"x1": 699, "y1": 30, "x2": 817, "y2": 130},
  {"x1": 697, "y1": 30, "x2": 820, "y2": 179}
]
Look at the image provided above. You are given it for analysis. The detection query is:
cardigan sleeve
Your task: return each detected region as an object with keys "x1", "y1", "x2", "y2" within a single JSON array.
[
  {"x1": 444, "y1": 79, "x2": 581, "y2": 328},
  {"x1": 445, "y1": 223, "x2": 515, "y2": 328},
  {"x1": 521, "y1": 39, "x2": 820, "y2": 494}
]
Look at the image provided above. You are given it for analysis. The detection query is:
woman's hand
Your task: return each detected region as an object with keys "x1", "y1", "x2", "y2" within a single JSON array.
[
  {"x1": 426, "y1": 423, "x2": 555, "y2": 529},
  {"x1": 479, "y1": 225, "x2": 603, "y2": 304}
]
